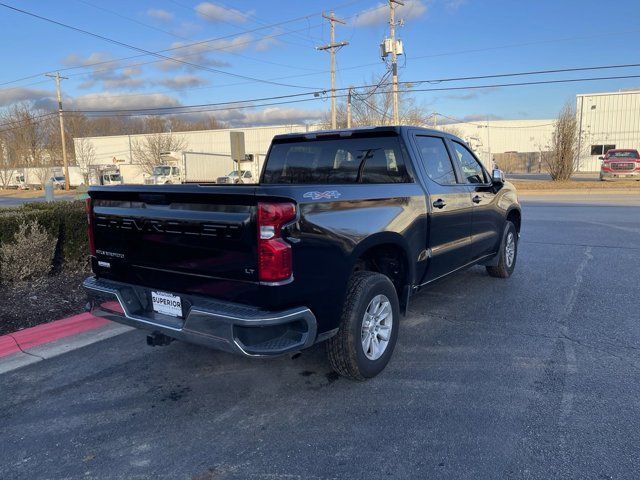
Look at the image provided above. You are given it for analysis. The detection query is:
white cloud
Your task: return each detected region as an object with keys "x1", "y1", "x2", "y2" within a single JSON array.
[
  {"x1": 446, "y1": 87, "x2": 500, "y2": 101},
  {"x1": 158, "y1": 35, "x2": 251, "y2": 71},
  {"x1": 353, "y1": 0, "x2": 427, "y2": 27},
  {"x1": 102, "y1": 77, "x2": 146, "y2": 90},
  {"x1": 157, "y1": 75, "x2": 209, "y2": 89},
  {"x1": 195, "y1": 2, "x2": 250, "y2": 24},
  {"x1": 212, "y1": 106, "x2": 324, "y2": 126},
  {"x1": 0, "y1": 87, "x2": 53, "y2": 107},
  {"x1": 255, "y1": 34, "x2": 280, "y2": 52},
  {"x1": 70, "y1": 92, "x2": 181, "y2": 112},
  {"x1": 147, "y1": 8, "x2": 174, "y2": 22},
  {"x1": 64, "y1": 53, "x2": 146, "y2": 91},
  {"x1": 443, "y1": 0, "x2": 467, "y2": 10}
]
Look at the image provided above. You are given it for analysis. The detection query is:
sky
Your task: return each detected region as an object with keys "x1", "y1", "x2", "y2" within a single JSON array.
[{"x1": 1, "y1": 0, "x2": 639, "y2": 126}]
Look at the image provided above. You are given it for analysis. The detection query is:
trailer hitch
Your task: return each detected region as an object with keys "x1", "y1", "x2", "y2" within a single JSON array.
[{"x1": 146, "y1": 332, "x2": 174, "y2": 347}]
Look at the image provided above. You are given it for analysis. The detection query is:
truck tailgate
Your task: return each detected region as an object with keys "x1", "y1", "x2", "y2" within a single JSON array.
[{"x1": 90, "y1": 187, "x2": 259, "y2": 286}]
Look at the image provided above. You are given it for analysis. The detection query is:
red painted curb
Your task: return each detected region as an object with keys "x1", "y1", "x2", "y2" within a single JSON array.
[{"x1": 0, "y1": 313, "x2": 110, "y2": 358}]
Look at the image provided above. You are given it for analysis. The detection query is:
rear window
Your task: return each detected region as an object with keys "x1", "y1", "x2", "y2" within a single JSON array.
[{"x1": 262, "y1": 136, "x2": 411, "y2": 184}]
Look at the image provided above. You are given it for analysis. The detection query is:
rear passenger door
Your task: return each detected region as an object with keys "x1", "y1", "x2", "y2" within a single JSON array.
[
  {"x1": 447, "y1": 139, "x2": 502, "y2": 261},
  {"x1": 410, "y1": 133, "x2": 473, "y2": 282}
]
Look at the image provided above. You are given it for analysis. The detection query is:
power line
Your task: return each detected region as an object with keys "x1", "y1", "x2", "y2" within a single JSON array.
[
  {"x1": 0, "y1": 112, "x2": 57, "y2": 129},
  {"x1": 168, "y1": 0, "x2": 317, "y2": 48},
  {"x1": 58, "y1": 63, "x2": 640, "y2": 111},
  {"x1": 67, "y1": 73, "x2": 640, "y2": 118},
  {"x1": 0, "y1": 2, "x2": 324, "y2": 90},
  {"x1": 2, "y1": 72, "x2": 639, "y2": 134},
  {"x1": 75, "y1": 0, "x2": 326, "y2": 75},
  {"x1": 0, "y1": 1, "x2": 386, "y2": 91}
]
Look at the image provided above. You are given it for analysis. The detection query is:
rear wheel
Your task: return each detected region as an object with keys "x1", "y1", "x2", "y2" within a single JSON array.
[
  {"x1": 486, "y1": 221, "x2": 518, "y2": 278},
  {"x1": 327, "y1": 271, "x2": 399, "y2": 381}
]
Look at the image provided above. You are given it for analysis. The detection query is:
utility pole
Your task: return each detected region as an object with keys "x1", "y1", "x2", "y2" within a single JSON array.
[
  {"x1": 46, "y1": 72, "x2": 70, "y2": 190},
  {"x1": 347, "y1": 86, "x2": 353, "y2": 128},
  {"x1": 317, "y1": 12, "x2": 348, "y2": 129},
  {"x1": 389, "y1": 0, "x2": 404, "y2": 125}
]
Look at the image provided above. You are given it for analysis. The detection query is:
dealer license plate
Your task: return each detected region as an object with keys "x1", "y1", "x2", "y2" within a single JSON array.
[{"x1": 151, "y1": 291, "x2": 183, "y2": 317}]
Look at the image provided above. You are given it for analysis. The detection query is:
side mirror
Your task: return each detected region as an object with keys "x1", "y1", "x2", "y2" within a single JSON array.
[
  {"x1": 491, "y1": 168, "x2": 505, "y2": 185},
  {"x1": 598, "y1": 156, "x2": 604, "y2": 160}
]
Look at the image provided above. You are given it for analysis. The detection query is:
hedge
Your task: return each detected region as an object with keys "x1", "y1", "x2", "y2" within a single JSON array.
[{"x1": 0, "y1": 200, "x2": 89, "y2": 276}]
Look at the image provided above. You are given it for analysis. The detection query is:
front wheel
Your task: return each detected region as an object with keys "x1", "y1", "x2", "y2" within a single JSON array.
[
  {"x1": 326, "y1": 271, "x2": 399, "y2": 381},
  {"x1": 486, "y1": 221, "x2": 518, "y2": 278}
]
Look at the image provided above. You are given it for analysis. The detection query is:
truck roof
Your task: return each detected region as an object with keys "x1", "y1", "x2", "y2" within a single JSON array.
[{"x1": 271, "y1": 125, "x2": 448, "y2": 142}]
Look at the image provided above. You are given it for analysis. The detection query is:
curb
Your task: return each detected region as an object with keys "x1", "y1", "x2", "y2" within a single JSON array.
[
  {"x1": 0, "y1": 313, "x2": 132, "y2": 375},
  {"x1": 0, "y1": 313, "x2": 109, "y2": 358}
]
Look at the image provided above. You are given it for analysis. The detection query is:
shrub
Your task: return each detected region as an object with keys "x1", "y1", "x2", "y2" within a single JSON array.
[
  {"x1": 0, "y1": 201, "x2": 88, "y2": 283},
  {"x1": 0, "y1": 220, "x2": 56, "y2": 284},
  {"x1": 545, "y1": 102, "x2": 579, "y2": 181}
]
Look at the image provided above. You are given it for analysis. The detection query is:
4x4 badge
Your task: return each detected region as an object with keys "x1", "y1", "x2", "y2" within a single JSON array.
[{"x1": 303, "y1": 190, "x2": 341, "y2": 200}]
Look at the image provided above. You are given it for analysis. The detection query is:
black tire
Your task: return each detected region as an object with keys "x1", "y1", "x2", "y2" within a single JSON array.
[
  {"x1": 486, "y1": 221, "x2": 518, "y2": 278},
  {"x1": 326, "y1": 271, "x2": 400, "y2": 381}
]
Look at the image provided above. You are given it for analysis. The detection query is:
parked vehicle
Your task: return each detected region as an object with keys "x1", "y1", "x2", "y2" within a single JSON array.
[
  {"x1": 84, "y1": 126, "x2": 521, "y2": 380},
  {"x1": 145, "y1": 165, "x2": 182, "y2": 185},
  {"x1": 599, "y1": 149, "x2": 640, "y2": 180},
  {"x1": 50, "y1": 175, "x2": 66, "y2": 189},
  {"x1": 216, "y1": 170, "x2": 253, "y2": 184},
  {"x1": 89, "y1": 166, "x2": 123, "y2": 186},
  {"x1": 144, "y1": 152, "x2": 241, "y2": 185}
]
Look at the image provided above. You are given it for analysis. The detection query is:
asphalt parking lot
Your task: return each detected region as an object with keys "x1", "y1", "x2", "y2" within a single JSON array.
[{"x1": 2, "y1": 194, "x2": 640, "y2": 480}]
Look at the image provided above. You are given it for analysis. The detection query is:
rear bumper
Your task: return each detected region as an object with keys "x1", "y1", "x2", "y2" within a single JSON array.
[{"x1": 83, "y1": 276, "x2": 317, "y2": 357}]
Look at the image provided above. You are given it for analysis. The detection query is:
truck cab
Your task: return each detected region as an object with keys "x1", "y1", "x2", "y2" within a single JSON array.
[
  {"x1": 146, "y1": 165, "x2": 182, "y2": 185},
  {"x1": 100, "y1": 171, "x2": 123, "y2": 186}
]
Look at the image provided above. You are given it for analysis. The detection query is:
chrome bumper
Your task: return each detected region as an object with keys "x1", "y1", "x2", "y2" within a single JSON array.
[
  {"x1": 601, "y1": 171, "x2": 640, "y2": 179},
  {"x1": 83, "y1": 276, "x2": 317, "y2": 357}
]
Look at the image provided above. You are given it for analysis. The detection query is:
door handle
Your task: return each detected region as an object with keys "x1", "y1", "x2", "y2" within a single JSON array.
[
  {"x1": 472, "y1": 195, "x2": 482, "y2": 204},
  {"x1": 432, "y1": 199, "x2": 446, "y2": 209}
]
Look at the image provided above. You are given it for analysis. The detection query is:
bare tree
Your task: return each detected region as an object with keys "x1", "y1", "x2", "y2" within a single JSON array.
[
  {"x1": 0, "y1": 140, "x2": 18, "y2": 189},
  {"x1": 74, "y1": 138, "x2": 95, "y2": 184},
  {"x1": 438, "y1": 125, "x2": 464, "y2": 138},
  {"x1": 545, "y1": 102, "x2": 579, "y2": 181},
  {"x1": 32, "y1": 164, "x2": 52, "y2": 189},
  {"x1": 131, "y1": 132, "x2": 188, "y2": 175},
  {"x1": 330, "y1": 75, "x2": 431, "y2": 128},
  {"x1": 0, "y1": 104, "x2": 49, "y2": 169}
]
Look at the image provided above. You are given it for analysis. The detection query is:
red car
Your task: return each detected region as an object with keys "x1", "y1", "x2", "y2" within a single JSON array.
[{"x1": 600, "y1": 149, "x2": 640, "y2": 180}]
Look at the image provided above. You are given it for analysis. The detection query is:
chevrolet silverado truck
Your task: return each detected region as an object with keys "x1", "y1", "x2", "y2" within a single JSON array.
[{"x1": 83, "y1": 126, "x2": 521, "y2": 380}]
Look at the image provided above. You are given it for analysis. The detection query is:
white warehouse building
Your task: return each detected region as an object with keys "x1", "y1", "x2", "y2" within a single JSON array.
[
  {"x1": 442, "y1": 89, "x2": 640, "y2": 172},
  {"x1": 75, "y1": 89, "x2": 639, "y2": 180},
  {"x1": 575, "y1": 90, "x2": 640, "y2": 171},
  {"x1": 74, "y1": 124, "x2": 322, "y2": 184}
]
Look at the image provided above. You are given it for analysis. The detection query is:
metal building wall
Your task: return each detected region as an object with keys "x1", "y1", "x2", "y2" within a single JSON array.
[
  {"x1": 577, "y1": 90, "x2": 640, "y2": 171},
  {"x1": 438, "y1": 119, "x2": 555, "y2": 169},
  {"x1": 74, "y1": 124, "x2": 319, "y2": 167}
]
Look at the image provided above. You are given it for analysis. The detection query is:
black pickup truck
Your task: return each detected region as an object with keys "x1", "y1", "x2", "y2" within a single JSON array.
[{"x1": 84, "y1": 126, "x2": 521, "y2": 380}]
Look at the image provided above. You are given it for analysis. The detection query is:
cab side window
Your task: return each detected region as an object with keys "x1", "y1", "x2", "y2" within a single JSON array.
[
  {"x1": 415, "y1": 135, "x2": 457, "y2": 185},
  {"x1": 451, "y1": 141, "x2": 487, "y2": 184}
]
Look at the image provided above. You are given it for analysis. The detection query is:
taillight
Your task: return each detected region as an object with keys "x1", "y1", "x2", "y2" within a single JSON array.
[
  {"x1": 85, "y1": 197, "x2": 96, "y2": 256},
  {"x1": 257, "y1": 202, "x2": 296, "y2": 282}
]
